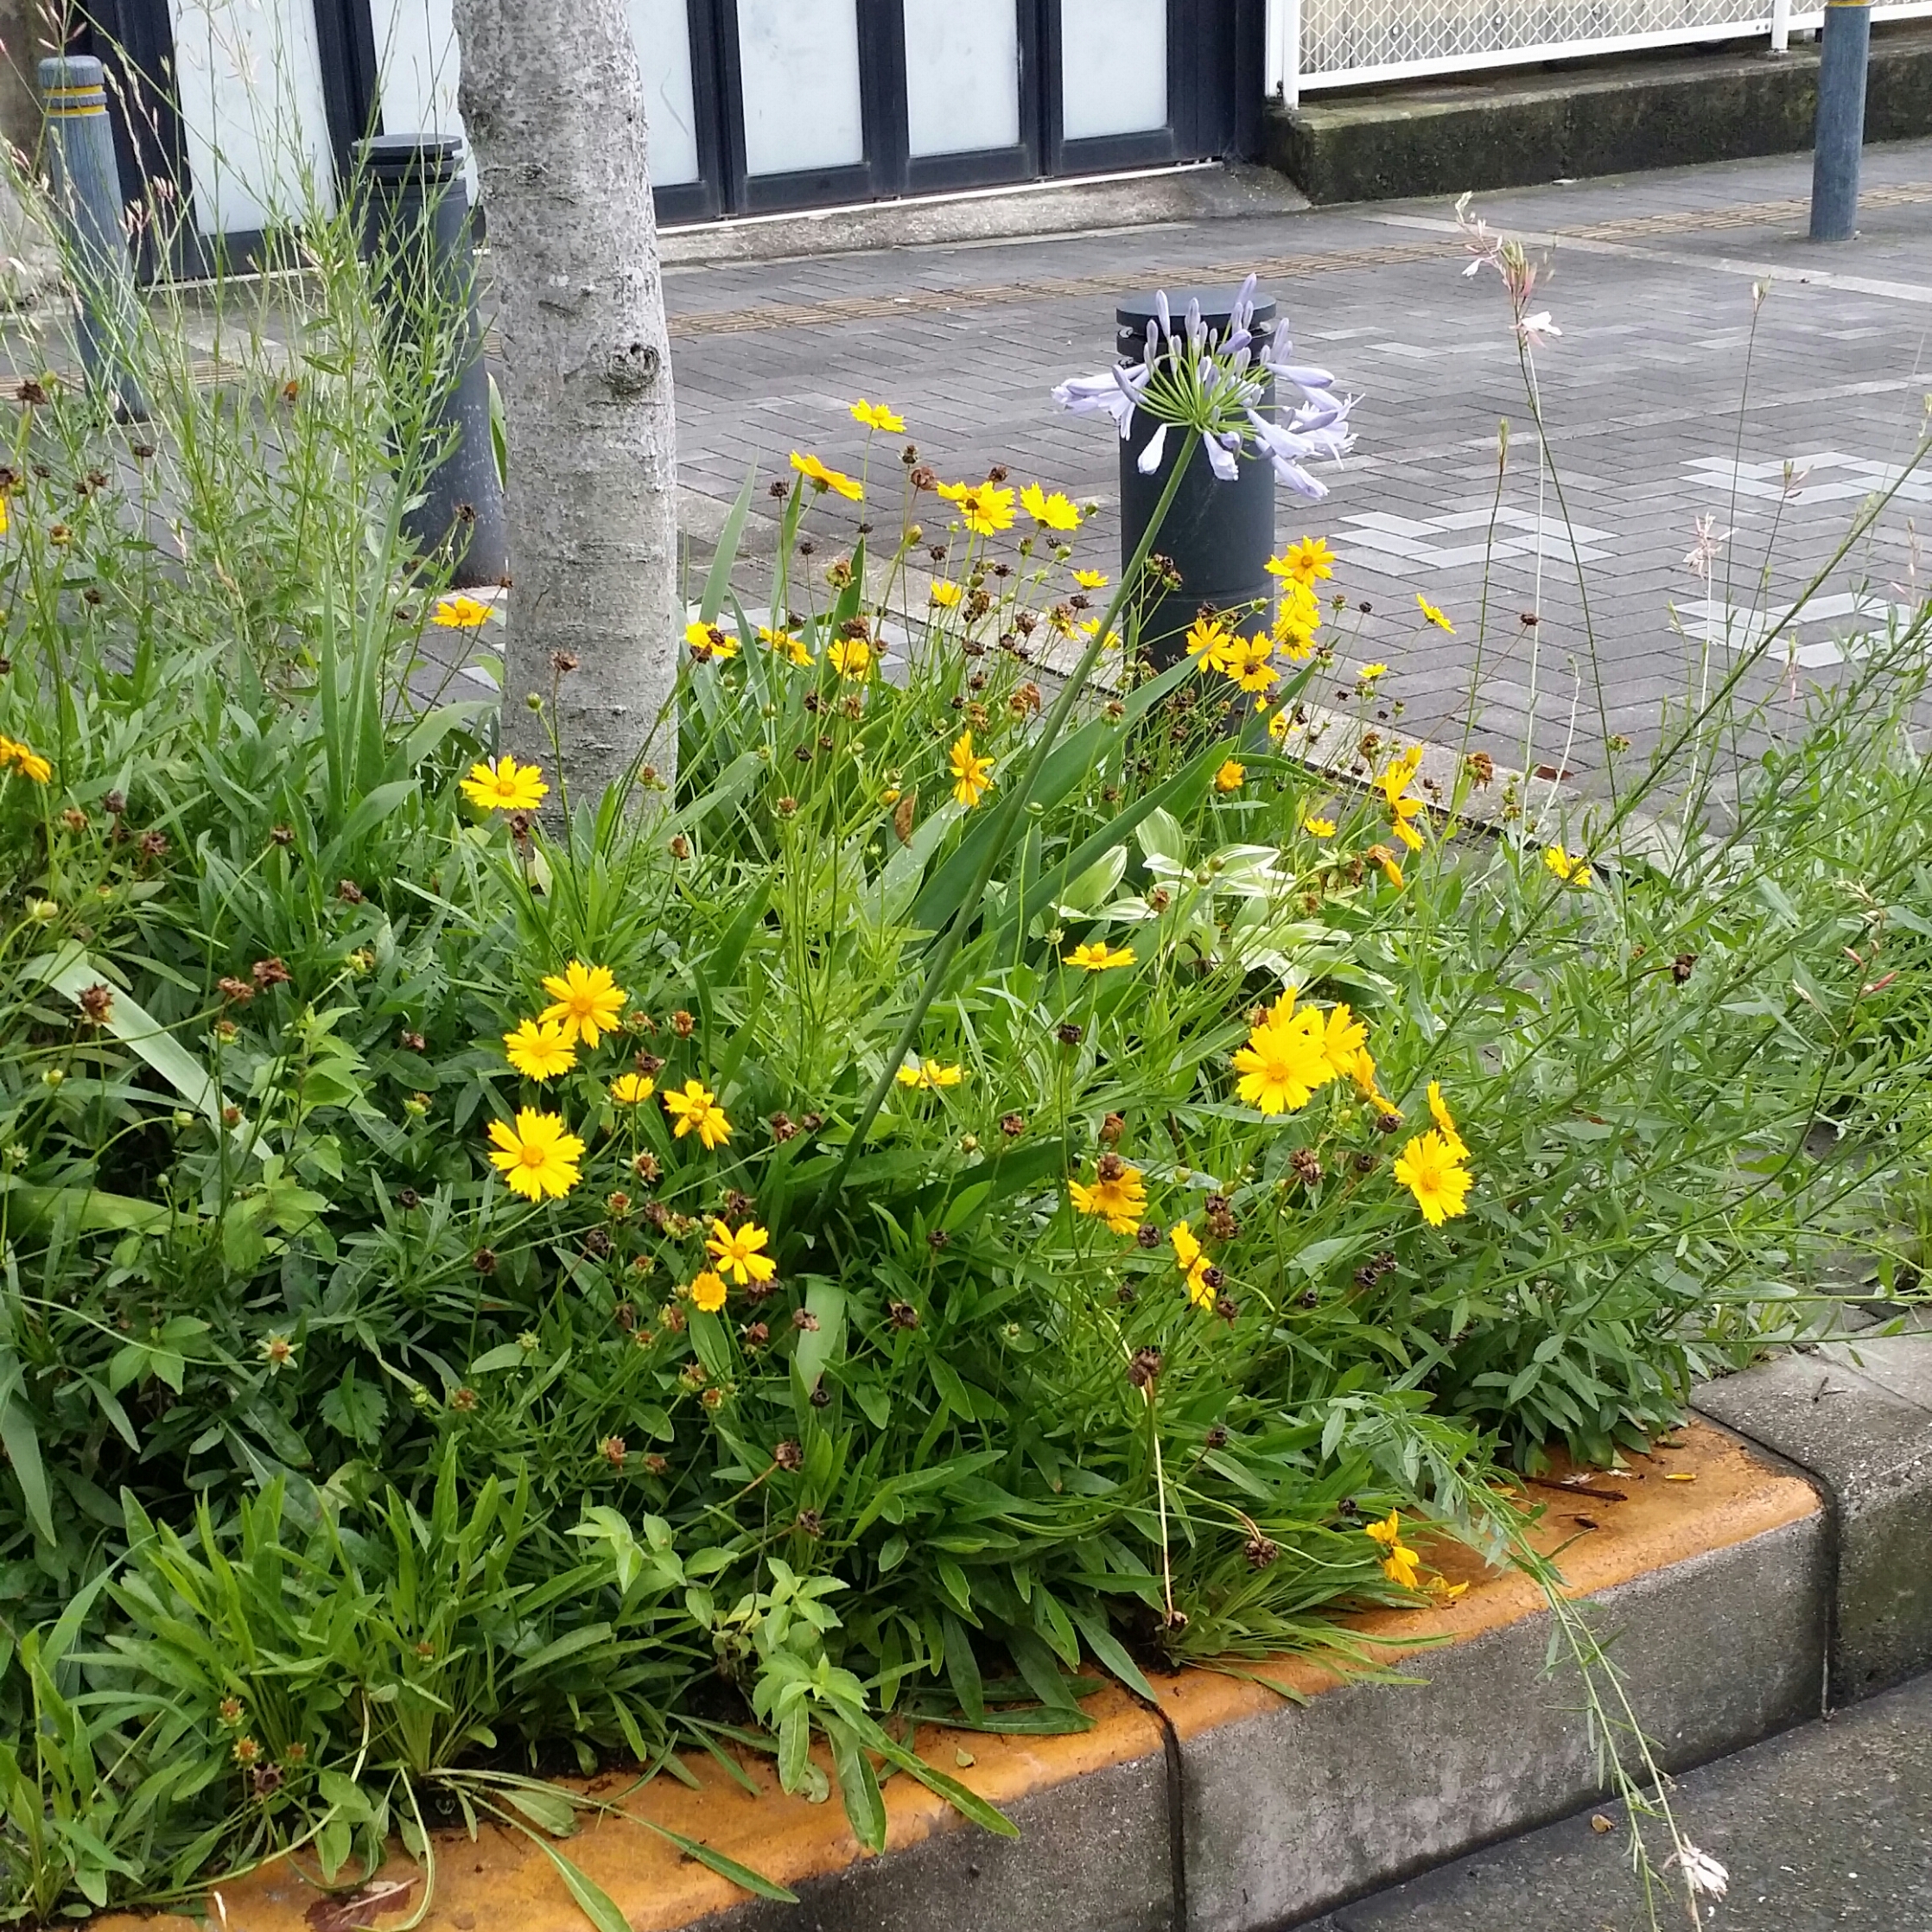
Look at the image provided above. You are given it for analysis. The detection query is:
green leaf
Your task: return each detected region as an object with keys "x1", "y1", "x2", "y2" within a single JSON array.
[
  {"x1": 497, "y1": 1783, "x2": 580, "y2": 1837},
  {"x1": 791, "y1": 1280, "x2": 846, "y2": 1396},
  {"x1": 701, "y1": 466, "x2": 759, "y2": 624},
  {"x1": 638, "y1": 1821, "x2": 798, "y2": 1903},
  {"x1": 827, "y1": 1719, "x2": 887, "y2": 1853},
  {"x1": 0, "y1": 1376, "x2": 55, "y2": 1547}
]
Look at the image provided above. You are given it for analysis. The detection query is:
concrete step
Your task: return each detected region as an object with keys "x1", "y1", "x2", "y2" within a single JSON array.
[{"x1": 1268, "y1": 22, "x2": 1932, "y2": 205}]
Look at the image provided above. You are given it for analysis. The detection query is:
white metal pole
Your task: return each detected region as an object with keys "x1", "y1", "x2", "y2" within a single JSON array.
[
  {"x1": 1283, "y1": 0, "x2": 1303, "y2": 107},
  {"x1": 1771, "y1": 0, "x2": 1792, "y2": 52},
  {"x1": 1265, "y1": 0, "x2": 1284, "y2": 94}
]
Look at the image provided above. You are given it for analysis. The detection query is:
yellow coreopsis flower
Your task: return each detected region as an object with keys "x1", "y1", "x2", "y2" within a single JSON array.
[
  {"x1": 503, "y1": 1017, "x2": 576, "y2": 1082},
  {"x1": 1232, "y1": 1007, "x2": 1333, "y2": 1115},
  {"x1": 1545, "y1": 844, "x2": 1593, "y2": 887},
  {"x1": 1169, "y1": 1221, "x2": 1216, "y2": 1309},
  {"x1": 1350, "y1": 1045, "x2": 1399, "y2": 1117},
  {"x1": 929, "y1": 580, "x2": 963, "y2": 607},
  {"x1": 1268, "y1": 536, "x2": 1334, "y2": 588},
  {"x1": 937, "y1": 479, "x2": 1014, "y2": 536},
  {"x1": 461, "y1": 755, "x2": 548, "y2": 813},
  {"x1": 1393, "y1": 1129, "x2": 1472, "y2": 1226},
  {"x1": 432, "y1": 593, "x2": 493, "y2": 630},
  {"x1": 828, "y1": 637, "x2": 874, "y2": 680},
  {"x1": 0, "y1": 736, "x2": 52, "y2": 784},
  {"x1": 1365, "y1": 844, "x2": 1405, "y2": 889},
  {"x1": 690, "y1": 1269, "x2": 728, "y2": 1314},
  {"x1": 1068, "y1": 1162, "x2": 1146, "y2": 1235},
  {"x1": 611, "y1": 1072, "x2": 657, "y2": 1104},
  {"x1": 759, "y1": 625, "x2": 813, "y2": 666},
  {"x1": 1185, "y1": 614, "x2": 1236, "y2": 673},
  {"x1": 684, "y1": 619, "x2": 738, "y2": 660},
  {"x1": 1365, "y1": 1510, "x2": 1421, "y2": 1590},
  {"x1": 1214, "y1": 759, "x2": 1245, "y2": 793},
  {"x1": 664, "y1": 1078, "x2": 732, "y2": 1148},
  {"x1": 949, "y1": 730, "x2": 995, "y2": 808},
  {"x1": 791, "y1": 450, "x2": 864, "y2": 500},
  {"x1": 1020, "y1": 481, "x2": 1082, "y2": 531},
  {"x1": 1427, "y1": 1080, "x2": 1467, "y2": 1160},
  {"x1": 706, "y1": 1218, "x2": 778, "y2": 1287},
  {"x1": 849, "y1": 397, "x2": 905, "y2": 434},
  {"x1": 1302, "y1": 814, "x2": 1337, "y2": 838},
  {"x1": 1416, "y1": 594, "x2": 1455, "y2": 634},
  {"x1": 1316, "y1": 1003, "x2": 1367, "y2": 1083},
  {"x1": 539, "y1": 960, "x2": 626, "y2": 1048},
  {"x1": 1073, "y1": 569, "x2": 1109, "y2": 590},
  {"x1": 896, "y1": 1058, "x2": 964, "y2": 1090},
  {"x1": 1359, "y1": 662, "x2": 1389, "y2": 682},
  {"x1": 1064, "y1": 941, "x2": 1134, "y2": 970},
  {"x1": 486, "y1": 1108, "x2": 586, "y2": 1202},
  {"x1": 1223, "y1": 633, "x2": 1277, "y2": 694}
]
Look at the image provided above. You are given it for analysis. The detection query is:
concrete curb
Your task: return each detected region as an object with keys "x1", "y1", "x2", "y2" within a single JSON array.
[
  {"x1": 1265, "y1": 24, "x2": 1932, "y2": 206},
  {"x1": 91, "y1": 1420, "x2": 1832, "y2": 1932}
]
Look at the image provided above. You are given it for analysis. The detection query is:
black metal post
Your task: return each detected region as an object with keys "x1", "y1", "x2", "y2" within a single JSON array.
[
  {"x1": 1115, "y1": 289, "x2": 1277, "y2": 669},
  {"x1": 355, "y1": 135, "x2": 507, "y2": 588},
  {"x1": 1809, "y1": 0, "x2": 1872, "y2": 242},
  {"x1": 39, "y1": 55, "x2": 149, "y2": 420}
]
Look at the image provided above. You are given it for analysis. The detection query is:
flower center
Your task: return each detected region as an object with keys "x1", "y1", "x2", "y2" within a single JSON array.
[{"x1": 519, "y1": 1144, "x2": 546, "y2": 1167}]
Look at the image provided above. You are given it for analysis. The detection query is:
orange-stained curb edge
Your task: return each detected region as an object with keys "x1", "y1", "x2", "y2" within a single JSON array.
[{"x1": 92, "y1": 1418, "x2": 1815, "y2": 1932}]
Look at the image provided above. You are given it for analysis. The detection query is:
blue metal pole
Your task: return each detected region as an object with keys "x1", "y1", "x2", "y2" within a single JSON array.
[
  {"x1": 1809, "y1": 0, "x2": 1872, "y2": 243},
  {"x1": 38, "y1": 56, "x2": 149, "y2": 419}
]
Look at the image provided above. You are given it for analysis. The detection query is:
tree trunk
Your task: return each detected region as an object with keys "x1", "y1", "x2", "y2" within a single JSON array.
[{"x1": 447, "y1": 0, "x2": 679, "y2": 802}]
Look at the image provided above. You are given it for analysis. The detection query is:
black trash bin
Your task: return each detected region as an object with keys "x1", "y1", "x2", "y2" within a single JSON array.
[
  {"x1": 355, "y1": 135, "x2": 508, "y2": 590},
  {"x1": 1115, "y1": 288, "x2": 1277, "y2": 670}
]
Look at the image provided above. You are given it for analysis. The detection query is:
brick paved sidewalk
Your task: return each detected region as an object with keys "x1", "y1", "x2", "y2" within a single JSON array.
[{"x1": 664, "y1": 142, "x2": 1932, "y2": 784}]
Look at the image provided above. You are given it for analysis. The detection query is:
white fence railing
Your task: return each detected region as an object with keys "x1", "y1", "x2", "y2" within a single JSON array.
[{"x1": 1266, "y1": 0, "x2": 1932, "y2": 105}]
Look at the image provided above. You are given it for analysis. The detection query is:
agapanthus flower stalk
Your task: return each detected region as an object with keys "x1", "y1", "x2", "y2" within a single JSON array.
[{"x1": 1052, "y1": 273, "x2": 1357, "y2": 501}]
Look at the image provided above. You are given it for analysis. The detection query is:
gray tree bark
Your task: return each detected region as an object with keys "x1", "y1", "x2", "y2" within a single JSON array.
[{"x1": 447, "y1": 0, "x2": 679, "y2": 802}]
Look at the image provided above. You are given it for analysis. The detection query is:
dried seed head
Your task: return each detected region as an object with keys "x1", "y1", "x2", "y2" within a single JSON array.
[
  {"x1": 1128, "y1": 1347, "x2": 1163, "y2": 1389},
  {"x1": 1096, "y1": 1151, "x2": 1127, "y2": 1182},
  {"x1": 473, "y1": 1247, "x2": 497, "y2": 1274},
  {"x1": 1291, "y1": 1147, "x2": 1323, "y2": 1186},
  {"x1": 1672, "y1": 952, "x2": 1698, "y2": 983},
  {"x1": 1099, "y1": 1111, "x2": 1125, "y2": 1147},
  {"x1": 1001, "y1": 1111, "x2": 1026, "y2": 1138},
  {"x1": 770, "y1": 1111, "x2": 798, "y2": 1142},
  {"x1": 1134, "y1": 1222, "x2": 1162, "y2": 1249},
  {"x1": 1245, "y1": 1535, "x2": 1278, "y2": 1570}
]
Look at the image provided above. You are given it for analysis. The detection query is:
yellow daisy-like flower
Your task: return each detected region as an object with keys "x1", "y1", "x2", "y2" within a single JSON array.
[
  {"x1": 1169, "y1": 1221, "x2": 1216, "y2": 1309},
  {"x1": 1393, "y1": 1129, "x2": 1472, "y2": 1226},
  {"x1": 1350, "y1": 1045, "x2": 1400, "y2": 1117},
  {"x1": 431, "y1": 593, "x2": 493, "y2": 630},
  {"x1": 1302, "y1": 814, "x2": 1337, "y2": 838},
  {"x1": 1184, "y1": 614, "x2": 1236, "y2": 673},
  {"x1": 486, "y1": 1108, "x2": 586, "y2": 1202},
  {"x1": 503, "y1": 1017, "x2": 576, "y2": 1082},
  {"x1": 1359, "y1": 662, "x2": 1389, "y2": 682},
  {"x1": 1268, "y1": 708, "x2": 1294, "y2": 744},
  {"x1": 1268, "y1": 536, "x2": 1334, "y2": 588},
  {"x1": 929, "y1": 580, "x2": 963, "y2": 608},
  {"x1": 849, "y1": 397, "x2": 905, "y2": 434},
  {"x1": 663, "y1": 1078, "x2": 732, "y2": 1148},
  {"x1": 1365, "y1": 1509, "x2": 1421, "y2": 1590},
  {"x1": 759, "y1": 625, "x2": 813, "y2": 666},
  {"x1": 1078, "y1": 617, "x2": 1122, "y2": 650},
  {"x1": 896, "y1": 1058, "x2": 964, "y2": 1090},
  {"x1": 1222, "y1": 633, "x2": 1277, "y2": 695},
  {"x1": 1545, "y1": 844, "x2": 1593, "y2": 887},
  {"x1": 1315, "y1": 1003, "x2": 1367, "y2": 1083},
  {"x1": 828, "y1": 637, "x2": 874, "y2": 680},
  {"x1": 0, "y1": 737, "x2": 53, "y2": 784},
  {"x1": 1020, "y1": 481, "x2": 1082, "y2": 531},
  {"x1": 949, "y1": 730, "x2": 995, "y2": 809},
  {"x1": 1073, "y1": 569, "x2": 1109, "y2": 590},
  {"x1": 1232, "y1": 1007, "x2": 1334, "y2": 1115},
  {"x1": 1069, "y1": 1162, "x2": 1147, "y2": 1235},
  {"x1": 684, "y1": 619, "x2": 739, "y2": 661},
  {"x1": 1427, "y1": 1080, "x2": 1467, "y2": 1160},
  {"x1": 1214, "y1": 759, "x2": 1245, "y2": 793},
  {"x1": 690, "y1": 1269, "x2": 728, "y2": 1314},
  {"x1": 1064, "y1": 940, "x2": 1135, "y2": 970},
  {"x1": 791, "y1": 450, "x2": 864, "y2": 501},
  {"x1": 706, "y1": 1218, "x2": 778, "y2": 1287},
  {"x1": 461, "y1": 754, "x2": 549, "y2": 812},
  {"x1": 611, "y1": 1072, "x2": 657, "y2": 1104},
  {"x1": 1416, "y1": 594, "x2": 1455, "y2": 634},
  {"x1": 539, "y1": 961, "x2": 626, "y2": 1049},
  {"x1": 936, "y1": 479, "x2": 1016, "y2": 536},
  {"x1": 1366, "y1": 844, "x2": 1405, "y2": 889}
]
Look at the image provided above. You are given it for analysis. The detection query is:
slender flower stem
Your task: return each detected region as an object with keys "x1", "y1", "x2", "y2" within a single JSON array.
[{"x1": 820, "y1": 429, "x2": 1203, "y2": 1209}]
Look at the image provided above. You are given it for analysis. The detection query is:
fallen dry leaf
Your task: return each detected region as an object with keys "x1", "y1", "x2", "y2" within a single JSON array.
[{"x1": 304, "y1": 1878, "x2": 416, "y2": 1932}]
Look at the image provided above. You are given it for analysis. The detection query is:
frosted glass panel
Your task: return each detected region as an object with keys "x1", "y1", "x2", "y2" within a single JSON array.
[
  {"x1": 738, "y1": 0, "x2": 865, "y2": 177},
  {"x1": 368, "y1": 0, "x2": 700, "y2": 191},
  {"x1": 1060, "y1": 0, "x2": 1167, "y2": 142},
  {"x1": 628, "y1": 0, "x2": 702, "y2": 184},
  {"x1": 903, "y1": 1, "x2": 1020, "y2": 158},
  {"x1": 167, "y1": 0, "x2": 338, "y2": 235}
]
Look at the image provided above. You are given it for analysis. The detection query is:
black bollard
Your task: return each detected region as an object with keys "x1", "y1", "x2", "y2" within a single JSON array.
[
  {"x1": 39, "y1": 56, "x2": 149, "y2": 421},
  {"x1": 1809, "y1": 1, "x2": 1872, "y2": 243},
  {"x1": 1115, "y1": 288, "x2": 1277, "y2": 670},
  {"x1": 355, "y1": 136, "x2": 507, "y2": 589}
]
